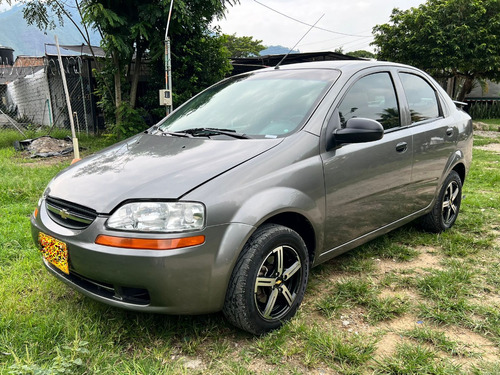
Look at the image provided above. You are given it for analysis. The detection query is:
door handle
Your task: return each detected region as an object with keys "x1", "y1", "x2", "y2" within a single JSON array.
[
  {"x1": 396, "y1": 142, "x2": 408, "y2": 153},
  {"x1": 446, "y1": 127, "x2": 454, "y2": 136}
]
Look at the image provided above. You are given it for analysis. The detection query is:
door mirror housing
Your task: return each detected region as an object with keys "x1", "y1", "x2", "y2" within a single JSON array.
[{"x1": 333, "y1": 118, "x2": 384, "y2": 146}]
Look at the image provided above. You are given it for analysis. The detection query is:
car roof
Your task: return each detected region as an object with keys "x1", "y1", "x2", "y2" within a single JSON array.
[{"x1": 259, "y1": 60, "x2": 418, "y2": 75}]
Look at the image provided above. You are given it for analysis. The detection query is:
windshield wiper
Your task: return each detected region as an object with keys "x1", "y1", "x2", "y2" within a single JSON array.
[
  {"x1": 182, "y1": 128, "x2": 251, "y2": 139},
  {"x1": 152, "y1": 128, "x2": 192, "y2": 138},
  {"x1": 161, "y1": 131, "x2": 192, "y2": 138}
]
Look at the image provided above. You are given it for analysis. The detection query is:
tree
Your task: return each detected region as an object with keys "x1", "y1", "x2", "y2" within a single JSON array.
[
  {"x1": 372, "y1": 0, "x2": 500, "y2": 101},
  {"x1": 347, "y1": 50, "x2": 375, "y2": 59},
  {"x1": 223, "y1": 34, "x2": 266, "y2": 58},
  {"x1": 4, "y1": 0, "x2": 237, "y2": 136}
]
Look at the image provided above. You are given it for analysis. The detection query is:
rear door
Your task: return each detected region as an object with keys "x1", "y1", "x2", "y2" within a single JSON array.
[
  {"x1": 321, "y1": 69, "x2": 414, "y2": 251},
  {"x1": 397, "y1": 71, "x2": 457, "y2": 211}
]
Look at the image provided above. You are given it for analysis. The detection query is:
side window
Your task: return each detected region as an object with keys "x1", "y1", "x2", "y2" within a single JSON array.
[
  {"x1": 338, "y1": 72, "x2": 400, "y2": 130},
  {"x1": 399, "y1": 73, "x2": 440, "y2": 123}
]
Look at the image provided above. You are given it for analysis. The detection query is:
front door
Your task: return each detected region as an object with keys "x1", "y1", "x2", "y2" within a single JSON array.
[{"x1": 321, "y1": 71, "x2": 413, "y2": 252}]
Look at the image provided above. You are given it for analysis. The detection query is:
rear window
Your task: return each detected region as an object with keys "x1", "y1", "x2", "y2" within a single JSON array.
[{"x1": 399, "y1": 73, "x2": 440, "y2": 123}]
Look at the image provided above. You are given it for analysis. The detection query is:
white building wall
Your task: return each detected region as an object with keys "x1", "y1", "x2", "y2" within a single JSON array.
[{"x1": 5, "y1": 68, "x2": 53, "y2": 126}]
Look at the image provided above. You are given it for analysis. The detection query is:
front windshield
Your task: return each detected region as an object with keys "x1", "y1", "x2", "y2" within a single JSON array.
[{"x1": 157, "y1": 69, "x2": 339, "y2": 138}]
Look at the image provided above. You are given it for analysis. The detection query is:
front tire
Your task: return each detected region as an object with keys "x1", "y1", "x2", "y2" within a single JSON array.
[
  {"x1": 421, "y1": 170, "x2": 462, "y2": 233},
  {"x1": 223, "y1": 224, "x2": 309, "y2": 335}
]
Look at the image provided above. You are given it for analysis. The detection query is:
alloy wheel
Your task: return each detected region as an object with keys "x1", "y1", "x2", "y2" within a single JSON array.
[
  {"x1": 442, "y1": 180, "x2": 460, "y2": 226},
  {"x1": 254, "y1": 245, "x2": 303, "y2": 321}
]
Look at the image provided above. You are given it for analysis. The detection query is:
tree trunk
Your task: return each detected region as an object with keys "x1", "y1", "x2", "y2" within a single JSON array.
[
  {"x1": 457, "y1": 76, "x2": 474, "y2": 102},
  {"x1": 446, "y1": 77, "x2": 455, "y2": 98},
  {"x1": 112, "y1": 52, "x2": 122, "y2": 125},
  {"x1": 129, "y1": 38, "x2": 145, "y2": 109}
]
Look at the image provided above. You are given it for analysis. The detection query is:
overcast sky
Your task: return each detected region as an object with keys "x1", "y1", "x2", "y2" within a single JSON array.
[
  {"x1": 1, "y1": 0, "x2": 428, "y2": 53},
  {"x1": 214, "y1": 0, "x2": 427, "y2": 53}
]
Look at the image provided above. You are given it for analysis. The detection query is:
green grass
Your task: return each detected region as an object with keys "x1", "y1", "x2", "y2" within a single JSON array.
[
  {"x1": 0, "y1": 128, "x2": 499, "y2": 374},
  {"x1": 373, "y1": 343, "x2": 463, "y2": 374},
  {"x1": 301, "y1": 326, "x2": 376, "y2": 370},
  {"x1": 316, "y1": 278, "x2": 409, "y2": 323},
  {"x1": 416, "y1": 265, "x2": 474, "y2": 301},
  {"x1": 473, "y1": 135, "x2": 500, "y2": 147}
]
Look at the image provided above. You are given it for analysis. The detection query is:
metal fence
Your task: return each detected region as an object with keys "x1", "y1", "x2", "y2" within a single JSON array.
[{"x1": 0, "y1": 55, "x2": 103, "y2": 135}]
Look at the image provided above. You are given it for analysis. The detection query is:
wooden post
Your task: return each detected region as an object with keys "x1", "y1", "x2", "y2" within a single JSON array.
[{"x1": 54, "y1": 35, "x2": 80, "y2": 162}]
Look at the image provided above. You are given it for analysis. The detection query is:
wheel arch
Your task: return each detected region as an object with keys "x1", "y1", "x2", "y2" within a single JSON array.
[
  {"x1": 452, "y1": 162, "x2": 466, "y2": 184},
  {"x1": 228, "y1": 187, "x2": 322, "y2": 265},
  {"x1": 261, "y1": 212, "x2": 317, "y2": 264}
]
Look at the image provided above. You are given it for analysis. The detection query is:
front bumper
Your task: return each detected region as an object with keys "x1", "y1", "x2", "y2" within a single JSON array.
[{"x1": 31, "y1": 199, "x2": 253, "y2": 314}]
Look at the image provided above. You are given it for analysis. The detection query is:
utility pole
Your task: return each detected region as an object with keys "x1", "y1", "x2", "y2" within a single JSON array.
[{"x1": 160, "y1": 0, "x2": 174, "y2": 115}]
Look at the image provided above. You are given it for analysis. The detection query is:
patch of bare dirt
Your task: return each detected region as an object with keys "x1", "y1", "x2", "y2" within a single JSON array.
[
  {"x1": 380, "y1": 315, "x2": 426, "y2": 332},
  {"x1": 474, "y1": 129, "x2": 500, "y2": 152},
  {"x1": 372, "y1": 316, "x2": 423, "y2": 358},
  {"x1": 474, "y1": 129, "x2": 500, "y2": 138},
  {"x1": 470, "y1": 293, "x2": 500, "y2": 308},
  {"x1": 374, "y1": 332, "x2": 403, "y2": 358},
  {"x1": 379, "y1": 288, "x2": 420, "y2": 302},
  {"x1": 19, "y1": 154, "x2": 72, "y2": 167},
  {"x1": 445, "y1": 328, "x2": 500, "y2": 363},
  {"x1": 493, "y1": 231, "x2": 500, "y2": 248},
  {"x1": 373, "y1": 315, "x2": 500, "y2": 369},
  {"x1": 247, "y1": 357, "x2": 316, "y2": 375},
  {"x1": 476, "y1": 143, "x2": 500, "y2": 153},
  {"x1": 337, "y1": 309, "x2": 371, "y2": 334},
  {"x1": 377, "y1": 247, "x2": 443, "y2": 274}
]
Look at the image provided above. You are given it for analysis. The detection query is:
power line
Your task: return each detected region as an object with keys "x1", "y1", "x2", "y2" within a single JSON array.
[
  {"x1": 298, "y1": 34, "x2": 372, "y2": 47},
  {"x1": 253, "y1": 0, "x2": 372, "y2": 38},
  {"x1": 275, "y1": 14, "x2": 324, "y2": 69},
  {"x1": 324, "y1": 37, "x2": 375, "y2": 53}
]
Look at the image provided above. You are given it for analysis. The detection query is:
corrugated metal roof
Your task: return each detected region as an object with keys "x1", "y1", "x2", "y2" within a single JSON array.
[
  {"x1": 230, "y1": 51, "x2": 362, "y2": 75},
  {"x1": 45, "y1": 44, "x2": 106, "y2": 58}
]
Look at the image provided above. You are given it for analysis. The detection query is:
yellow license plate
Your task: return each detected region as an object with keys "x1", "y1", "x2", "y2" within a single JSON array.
[{"x1": 38, "y1": 232, "x2": 69, "y2": 275}]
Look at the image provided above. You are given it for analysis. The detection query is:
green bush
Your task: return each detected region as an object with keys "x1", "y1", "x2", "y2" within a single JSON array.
[
  {"x1": 111, "y1": 103, "x2": 148, "y2": 140},
  {"x1": 468, "y1": 101, "x2": 500, "y2": 119}
]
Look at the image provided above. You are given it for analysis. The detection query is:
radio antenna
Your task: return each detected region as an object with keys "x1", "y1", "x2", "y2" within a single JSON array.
[{"x1": 275, "y1": 14, "x2": 324, "y2": 70}]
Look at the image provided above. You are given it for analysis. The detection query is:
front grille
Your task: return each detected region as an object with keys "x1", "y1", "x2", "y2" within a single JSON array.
[{"x1": 45, "y1": 196, "x2": 97, "y2": 230}]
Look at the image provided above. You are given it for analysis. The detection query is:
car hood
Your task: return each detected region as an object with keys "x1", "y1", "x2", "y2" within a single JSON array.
[{"x1": 47, "y1": 133, "x2": 282, "y2": 213}]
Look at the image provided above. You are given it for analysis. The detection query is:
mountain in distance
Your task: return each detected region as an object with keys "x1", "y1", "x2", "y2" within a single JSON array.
[
  {"x1": 260, "y1": 45, "x2": 300, "y2": 56},
  {"x1": 1, "y1": 4, "x2": 298, "y2": 60},
  {"x1": 0, "y1": 4, "x2": 100, "y2": 58}
]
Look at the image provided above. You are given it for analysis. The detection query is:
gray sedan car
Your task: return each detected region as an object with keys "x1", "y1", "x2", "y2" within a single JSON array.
[{"x1": 31, "y1": 60, "x2": 472, "y2": 334}]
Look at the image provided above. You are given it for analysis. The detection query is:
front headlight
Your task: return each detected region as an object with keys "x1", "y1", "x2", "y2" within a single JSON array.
[{"x1": 107, "y1": 202, "x2": 205, "y2": 232}]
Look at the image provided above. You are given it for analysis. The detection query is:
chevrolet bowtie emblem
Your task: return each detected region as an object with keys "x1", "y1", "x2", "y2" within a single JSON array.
[{"x1": 59, "y1": 208, "x2": 70, "y2": 220}]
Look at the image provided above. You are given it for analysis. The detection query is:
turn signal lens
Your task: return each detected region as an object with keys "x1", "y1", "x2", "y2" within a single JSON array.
[{"x1": 95, "y1": 235, "x2": 205, "y2": 250}]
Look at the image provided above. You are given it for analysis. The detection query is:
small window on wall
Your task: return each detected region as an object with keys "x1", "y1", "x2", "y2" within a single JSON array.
[
  {"x1": 399, "y1": 73, "x2": 440, "y2": 123},
  {"x1": 338, "y1": 72, "x2": 400, "y2": 130}
]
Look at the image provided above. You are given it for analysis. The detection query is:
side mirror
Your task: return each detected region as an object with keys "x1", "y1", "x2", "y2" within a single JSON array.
[{"x1": 333, "y1": 118, "x2": 384, "y2": 145}]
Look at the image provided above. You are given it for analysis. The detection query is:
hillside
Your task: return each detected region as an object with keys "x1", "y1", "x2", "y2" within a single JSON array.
[
  {"x1": 0, "y1": 4, "x2": 100, "y2": 58},
  {"x1": 260, "y1": 45, "x2": 300, "y2": 55}
]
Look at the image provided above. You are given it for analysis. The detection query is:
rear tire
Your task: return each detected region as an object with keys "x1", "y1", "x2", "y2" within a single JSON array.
[
  {"x1": 223, "y1": 224, "x2": 309, "y2": 335},
  {"x1": 420, "y1": 170, "x2": 462, "y2": 233}
]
